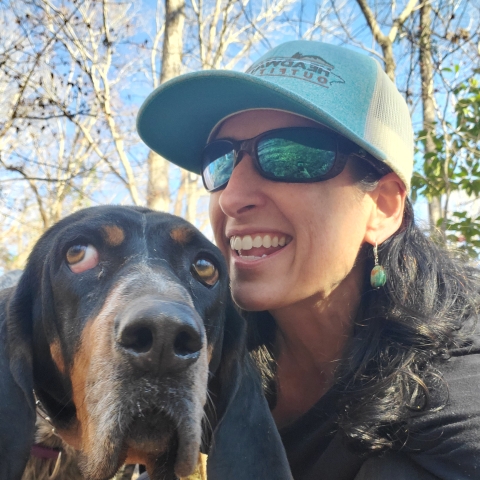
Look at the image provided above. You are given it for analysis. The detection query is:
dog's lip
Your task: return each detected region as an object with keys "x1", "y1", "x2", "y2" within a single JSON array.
[{"x1": 124, "y1": 433, "x2": 173, "y2": 456}]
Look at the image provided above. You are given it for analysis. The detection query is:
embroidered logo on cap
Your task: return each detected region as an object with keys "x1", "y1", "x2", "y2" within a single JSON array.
[{"x1": 246, "y1": 52, "x2": 345, "y2": 88}]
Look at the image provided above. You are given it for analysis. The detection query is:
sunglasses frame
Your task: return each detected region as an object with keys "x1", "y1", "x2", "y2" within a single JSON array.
[{"x1": 201, "y1": 127, "x2": 390, "y2": 193}]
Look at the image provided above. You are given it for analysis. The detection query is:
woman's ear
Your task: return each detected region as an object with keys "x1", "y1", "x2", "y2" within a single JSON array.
[{"x1": 364, "y1": 173, "x2": 407, "y2": 245}]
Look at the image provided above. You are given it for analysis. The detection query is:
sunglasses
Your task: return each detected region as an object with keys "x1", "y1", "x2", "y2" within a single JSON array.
[{"x1": 201, "y1": 127, "x2": 388, "y2": 192}]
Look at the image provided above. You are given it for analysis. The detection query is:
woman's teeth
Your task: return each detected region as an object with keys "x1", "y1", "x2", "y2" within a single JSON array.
[{"x1": 229, "y1": 234, "x2": 289, "y2": 252}]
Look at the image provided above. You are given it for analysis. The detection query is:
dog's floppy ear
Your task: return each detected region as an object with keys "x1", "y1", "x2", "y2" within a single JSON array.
[
  {"x1": 207, "y1": 301, "x2": 293, "y2": 480},
  {"x1": 0, "y1": 274, "x2": 36, "y2": 479}
]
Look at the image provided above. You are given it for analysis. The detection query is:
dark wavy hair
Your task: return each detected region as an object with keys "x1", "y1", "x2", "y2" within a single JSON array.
[{"x1": 244, "y1": 158, "x2": 480, "y2": 454}]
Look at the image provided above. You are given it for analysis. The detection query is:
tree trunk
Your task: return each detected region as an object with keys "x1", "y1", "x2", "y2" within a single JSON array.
[
  {"x1": 147, "y1": 0, "x2": 185, "y2": 211},
  {"x1": 160, "y1": 0, "x2": 184, "y2": 84},
  {"x1": 147, "y1": 151, "x2": 171, "y2": 211},
  {"x1": 419, "y1": 1, "x2": 442, "y2": 235},
  {"x1": 185, "y1": 172, "x2": 200, "y2": 224}
]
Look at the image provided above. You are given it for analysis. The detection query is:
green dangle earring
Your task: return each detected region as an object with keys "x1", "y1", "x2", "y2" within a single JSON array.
[{"x1": 370, "y1": 242, "x2": 386, "y2": 288}]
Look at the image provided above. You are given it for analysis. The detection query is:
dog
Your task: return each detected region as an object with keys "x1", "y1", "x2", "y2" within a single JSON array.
[{"x1": 0, "y1": 206, "x2": 292, "y2": 480}]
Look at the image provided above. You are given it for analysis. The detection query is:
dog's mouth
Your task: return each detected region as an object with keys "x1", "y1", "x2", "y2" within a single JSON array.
[
  {"x1": 125, "y1": 408, "x2": 175, "y2": 453},
  {"x1": 124, "y1": 400, "x2": 206, "y2": 480},
  {"x1": 122, "y1": 409, "x2": 181, "y2": 480},
  {"x1": 76, "y1": 399, "x2": 202, "y2": 480}
]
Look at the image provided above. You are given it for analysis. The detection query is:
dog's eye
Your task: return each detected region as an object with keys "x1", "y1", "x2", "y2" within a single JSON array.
[
  {"x1": 66, "y1": 244, "x2": 99, "y2": 273},
  {"x1": 191, "y1": 258, "x2": 219, "y2": 287}
]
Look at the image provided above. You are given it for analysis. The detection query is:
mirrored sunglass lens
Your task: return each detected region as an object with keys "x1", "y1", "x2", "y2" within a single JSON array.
[
  {"x1": 257, "y1": 130, "x2": 336, "y2": 180},
  {"x1": 202, "y1": 142, "x2": 235, "y2": 190}
]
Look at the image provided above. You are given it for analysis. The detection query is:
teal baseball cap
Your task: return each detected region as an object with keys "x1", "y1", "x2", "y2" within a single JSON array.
[{"x1": 137, "y1": 40, "x2": 414, "y2": 191}]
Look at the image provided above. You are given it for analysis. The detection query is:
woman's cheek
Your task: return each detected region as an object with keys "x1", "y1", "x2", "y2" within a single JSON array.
[{"x1": 209, "y1": 194, "x2": 229, "y2": 256}]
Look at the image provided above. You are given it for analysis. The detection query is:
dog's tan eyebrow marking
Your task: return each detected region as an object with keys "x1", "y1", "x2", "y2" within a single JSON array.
[
  {"x1": 170, "y1": 226, "x2": 195, "y2": 245},
  {"x1": 101, "y1": 225, "x2": 125, "y2": 246},
  {"x1": 49, "y1": 340, "x2": 65, "y2": 374}
]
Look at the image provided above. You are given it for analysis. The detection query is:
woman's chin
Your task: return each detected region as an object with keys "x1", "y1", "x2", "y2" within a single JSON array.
[{"x1": 232, "y1": 286, "x2": 284, "y2": 312}]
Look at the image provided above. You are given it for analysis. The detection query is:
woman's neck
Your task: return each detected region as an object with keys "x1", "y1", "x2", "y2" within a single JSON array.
[{"x1": 270, "y1": 263, "x2": 364, "y2": 428}]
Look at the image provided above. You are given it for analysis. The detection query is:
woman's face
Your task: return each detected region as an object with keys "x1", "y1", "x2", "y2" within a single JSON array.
[{"x1": 209, "y1": 110, "x2": 374, "y2": 312}]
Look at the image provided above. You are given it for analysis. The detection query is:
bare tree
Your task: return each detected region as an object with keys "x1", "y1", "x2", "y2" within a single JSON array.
[
  {"x1": 355, "y1": 0, "x2": 418, "y2": 81},
  {"x1": 0, "y1": 0, "x2": 146, "y2": 271},
  {"x1": 37, "y1": 0, "x2": 143, "y2": 205}
]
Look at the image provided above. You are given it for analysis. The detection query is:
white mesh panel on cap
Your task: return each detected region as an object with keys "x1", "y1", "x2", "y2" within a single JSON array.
[{"x1": 364, "y1": 62, "x2": 413, "y2": 191}]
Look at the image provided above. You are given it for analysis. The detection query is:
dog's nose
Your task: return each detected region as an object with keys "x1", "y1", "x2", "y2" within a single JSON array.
[{"x1": 115, "y1": 299, "x2": 204, "y2": 374}]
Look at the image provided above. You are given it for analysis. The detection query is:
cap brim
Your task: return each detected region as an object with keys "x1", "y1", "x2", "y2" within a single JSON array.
[{"x1": 136, "y1": 70, "x2": 387, "y2": 175}]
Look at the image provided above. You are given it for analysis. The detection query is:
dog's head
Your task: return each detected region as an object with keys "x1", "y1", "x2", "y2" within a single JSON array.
[{"x1": 5, "y1": 206, "x2": 291, "y2": 480}]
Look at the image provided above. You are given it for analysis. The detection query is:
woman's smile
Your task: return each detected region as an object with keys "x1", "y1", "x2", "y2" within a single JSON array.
[{"x1": 229, "y1": 232, "x2": 292, "y2": 261}]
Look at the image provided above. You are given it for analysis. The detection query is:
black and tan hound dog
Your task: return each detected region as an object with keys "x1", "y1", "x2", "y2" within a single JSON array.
[{"x1": 0, "y1": 206, "x2": 292, "y2": 480}]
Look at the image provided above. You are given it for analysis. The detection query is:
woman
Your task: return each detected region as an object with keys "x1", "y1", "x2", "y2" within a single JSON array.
[{"x1": 137, "y1": 41, "x2": 480, "y2": 479}]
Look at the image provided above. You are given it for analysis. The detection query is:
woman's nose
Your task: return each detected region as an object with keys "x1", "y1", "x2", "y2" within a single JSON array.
[{"x1": 217, "y1": 153, "x2": 266, "y2": 217}]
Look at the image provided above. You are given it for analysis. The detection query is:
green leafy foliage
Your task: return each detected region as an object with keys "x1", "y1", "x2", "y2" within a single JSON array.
[{"x1": 412, "y1": 70, "x2": 480, "y2": 256}]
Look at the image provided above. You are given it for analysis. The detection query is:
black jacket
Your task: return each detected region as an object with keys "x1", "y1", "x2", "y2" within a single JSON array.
[{"x1": 280, "y1": 331, "x2": 480, "y2": 480}]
